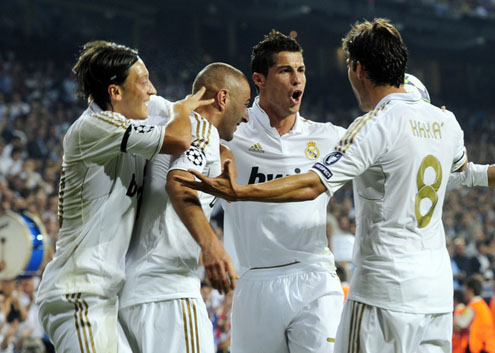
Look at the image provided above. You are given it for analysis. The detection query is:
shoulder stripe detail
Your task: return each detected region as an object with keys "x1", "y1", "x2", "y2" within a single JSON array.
[
  {"x1": 336, "y1": 102, "x2": 389, "y2": 153},
  {"x1": 192, "y1": 113, "x2": 212, "y2": 152},
  {"x1": 91, "y1": 111, "x2": 130, "y2": 129},
  {"x1": 336, "y1": 112, "x2": 373, "y2": 153}
]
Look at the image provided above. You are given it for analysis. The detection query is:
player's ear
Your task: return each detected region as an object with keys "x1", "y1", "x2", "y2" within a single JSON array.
[
  {"x1": 355, "y1": 61, "x2": 365, "y2": 80},
  {"x1": 252, "y1": 73, "x2": 265, "y2": 89},
  {"x1": 108, "y1": 84, "x2": 122, "y2": 102},
  {"x1": 216, "y1": 89, "x2": 228, "y2": 112}
]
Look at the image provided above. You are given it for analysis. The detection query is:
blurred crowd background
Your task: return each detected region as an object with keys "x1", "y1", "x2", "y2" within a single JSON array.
[{"x1": 0, "y1": 0, "x2": 494, "y2": 352}]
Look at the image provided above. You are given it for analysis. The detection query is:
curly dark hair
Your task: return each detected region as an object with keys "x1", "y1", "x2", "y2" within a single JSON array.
[
  {"x1": 342, "y1": 18, "x2": 408, "y2": 88},
  {"x1": 251, "y1": 29, "x2": 303, "y2": 77},
  {"x1": 72, "y1": 40, "x2": 139, "y2": 110}
]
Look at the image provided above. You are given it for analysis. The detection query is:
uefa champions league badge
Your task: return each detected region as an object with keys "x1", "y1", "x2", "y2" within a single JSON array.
[{"x1": 305, "y1": 141, "x2": 319, "y2": 160}]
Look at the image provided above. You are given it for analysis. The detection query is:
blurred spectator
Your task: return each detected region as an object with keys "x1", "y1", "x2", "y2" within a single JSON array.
[
  {"x1": 452, "y1": 290, "x2": 468, "y2": 353},
  {"x1": 454, "y1": 276, "x2": 495, "y2": 353}
]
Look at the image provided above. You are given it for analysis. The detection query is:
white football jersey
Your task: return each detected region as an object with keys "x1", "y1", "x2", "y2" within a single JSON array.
[
  {"x1": 222, "y1": 97, "x2": 346, "y2": 274},
  {"x1": 311, "y1": 92, "x2": 467, "y2": 314},
  {"x1": 119, "y1": 112, "x2": 221, "y2": 309},
  {"x1": 36, "y1": 101, "x2": 166, "y2": 303}
]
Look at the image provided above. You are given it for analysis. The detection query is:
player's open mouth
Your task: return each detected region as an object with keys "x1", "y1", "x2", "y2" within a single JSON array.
[{"x1": 291, "y1": 90, "x2": 303, "y2": 104}]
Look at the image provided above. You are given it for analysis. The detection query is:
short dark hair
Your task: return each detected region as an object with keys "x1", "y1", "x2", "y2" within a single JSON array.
[
  {"x1": 251, "y1": 29, "x2": 303, "y2": 77},
  {"x1": 453, "y1": 290, "x2": 465, "y2": 305},
  {"x1": 342, "y1": 18, "x2": 408, "y2": 88},
  {"x1": 466, "y1": 276, "x2": 482, "y2": 296},
  {"x1": 72, "y1": 40, "x2": 139, "y2": 110}
]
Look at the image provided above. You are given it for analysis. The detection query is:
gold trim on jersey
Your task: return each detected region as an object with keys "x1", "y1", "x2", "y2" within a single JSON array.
[
  {"x1": 180, "y1": 298, "x2": 201, "y2": 353},
  {"x1": 58, "y1": 167, "x2": 66, "y2": 228},
  {"x1": 180, "y1": 299, "x2": 190, "y2": 353},
  {"x1": 192, "y1": 113, "x2": 212, "y2": 152},
  {"x1": 336, "y1": 102, "x2": 389, "y2": 153},
  {"x1": 91, "y1": 111, "x2": 130, "y2": 129},
  {"x1": 347, "y1": 301, "x2": 365, "y2": 353},
  {"x1": 192, "y1": 300, "x2": 200, "y2": 353},
  {"x1": 66, "y1": 293, "x2": 96, "y2": 353}
]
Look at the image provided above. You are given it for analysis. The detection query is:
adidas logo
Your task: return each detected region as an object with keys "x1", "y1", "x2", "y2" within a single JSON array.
[{"x1": 248, "y1": 143, "x2": 264, "y2": 153}]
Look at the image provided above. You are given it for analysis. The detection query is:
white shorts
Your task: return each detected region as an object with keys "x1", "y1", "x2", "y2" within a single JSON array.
[
  {"x1": 334, "y1": 300, "x2": 452, "y2": 353},
  {"x1": 119, "y1": 298, "x2": 214, "y2": 353},
  {"x1": 39, "y1": 293, "x2": 132, "y2": 353},
  {"x1": 231, "y1": 263, "x2": 344, "y2": 353}
]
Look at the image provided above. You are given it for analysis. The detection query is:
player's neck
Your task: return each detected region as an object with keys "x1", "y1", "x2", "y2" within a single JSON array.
[
  {"x1": 195, "y1": 106, "x2": 219, "y2": 128},
  {"x1": 368, "y1": 84, "x2": 407, "y2": 110},
  {"x1": 260, "y1": 105, "x2": 297, "y2": 136}
]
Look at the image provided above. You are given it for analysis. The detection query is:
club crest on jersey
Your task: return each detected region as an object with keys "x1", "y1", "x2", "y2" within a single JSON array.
[
  {"x1": 305, "y1": 141, "x2": 320, "y2": 160},
  {"x1": 186, "y1": 146, "x2": 205, "y2": 167},
  {"x1": 323, "y1": 151, "x2": 343, "y2": 166},
  {"x1": 133, "y1": 125, "x2": 155, "y2": 134}
]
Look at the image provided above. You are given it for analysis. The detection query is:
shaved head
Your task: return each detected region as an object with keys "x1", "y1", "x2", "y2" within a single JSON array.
[{"x1": 192, "y1": 62, "x2": 248, "y2": 99}]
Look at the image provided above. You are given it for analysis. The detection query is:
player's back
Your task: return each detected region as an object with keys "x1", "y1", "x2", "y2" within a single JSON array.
[{"x1": 334, "y1": 93, "x2": 466, "y2": 313}]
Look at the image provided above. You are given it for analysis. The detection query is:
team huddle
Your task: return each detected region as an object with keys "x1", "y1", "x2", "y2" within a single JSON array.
[{"x1": 35, "y1": 18, "x2": 495, "y2": 353}]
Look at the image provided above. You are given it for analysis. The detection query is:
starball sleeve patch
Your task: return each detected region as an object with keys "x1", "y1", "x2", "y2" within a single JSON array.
[{"x1": 185, "y1": 146, "x2": 206, "y2": 167}]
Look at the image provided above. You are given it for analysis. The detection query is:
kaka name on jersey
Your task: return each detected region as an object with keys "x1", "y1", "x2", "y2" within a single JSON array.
[{"x1": 248, "y1": 166, "x2": 302, "y2": 184}]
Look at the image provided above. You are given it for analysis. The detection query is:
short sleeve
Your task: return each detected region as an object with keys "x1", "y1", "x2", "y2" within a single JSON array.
[
  {"x1": 75, "y1": 111, "x2": 165, "y2": 164},
  {"x1": 168, "y1": 113, "x2": 218, "y2": 175},
  {"x1": 449, "y1": 111, "x2": 467, "y2": 172}
]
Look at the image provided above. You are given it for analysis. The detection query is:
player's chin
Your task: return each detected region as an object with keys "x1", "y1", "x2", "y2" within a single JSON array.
[{"x1": 134, "y1": 109, "x2": 148, "y2": 120}]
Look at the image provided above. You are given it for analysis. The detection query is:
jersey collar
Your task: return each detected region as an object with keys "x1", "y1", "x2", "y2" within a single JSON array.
[
  {"x1": 375, "y1": 92, "x2": 421, "y2": 110},
  {"x1": 88, "y1": 100, "x2": 103, "y2": 114},
  {"x1": 251, "y1": 96, "x2": 304, "y2": 136}
]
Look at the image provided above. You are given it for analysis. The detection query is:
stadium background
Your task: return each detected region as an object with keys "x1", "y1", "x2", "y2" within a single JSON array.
[{"x1": 0, "y1": 1, "x2": 494, "y2": 352}]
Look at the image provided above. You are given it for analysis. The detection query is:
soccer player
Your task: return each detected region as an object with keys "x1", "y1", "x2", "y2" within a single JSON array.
[
  {"x1": 179, "y1": 19, "x2": 469, "y2": 353},
  {"x1": 35, "y1": 41, "x2": 213, "y2": 353},
  {"x1": 214, "y1": 30, "x2": 347, "y2": 353},
  {"x1": 118, "y1": 63, "x2": 250, "y2": 353}
]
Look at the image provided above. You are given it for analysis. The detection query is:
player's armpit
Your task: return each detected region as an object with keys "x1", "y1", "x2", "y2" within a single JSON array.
[{"x1": 453, "y1": 159, "x2": 468, "y2": 173}]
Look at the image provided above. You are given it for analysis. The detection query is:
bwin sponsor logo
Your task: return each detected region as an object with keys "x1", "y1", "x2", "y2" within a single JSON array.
[{"x1": 248, "y1": 166, "x2": 302, "y2": 184}]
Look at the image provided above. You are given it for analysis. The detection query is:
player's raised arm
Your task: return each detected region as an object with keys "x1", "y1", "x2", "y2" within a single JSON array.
[
  {"x1": 160, "y1": 87, "x2": 214, "y2": 154},
  {"x1": 176, "y1": 161, "x2": 326, "y2": 202}
]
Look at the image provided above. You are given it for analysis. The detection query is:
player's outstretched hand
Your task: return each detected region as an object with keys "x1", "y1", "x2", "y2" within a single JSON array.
[
  {"x1": 202, "y1": 238, "x2": 238, "y2": 294},
  {"x1": 175, "y1": 159, "x2": 240, "y2": 201},
  {"x1": 172, "y1": 86, "x2": 215, "y2": 115}
]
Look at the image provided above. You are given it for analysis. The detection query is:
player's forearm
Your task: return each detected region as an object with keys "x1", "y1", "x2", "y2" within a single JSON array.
[
  {"x1": 160, "y1": 104, "x2": 192, "y2": 154},
  {"x1": 235, "y1": 171, "x2": 326, "y2": 202},
  {"x1": 168, "y1": 185, "x2": 217, "y2": 250}
]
